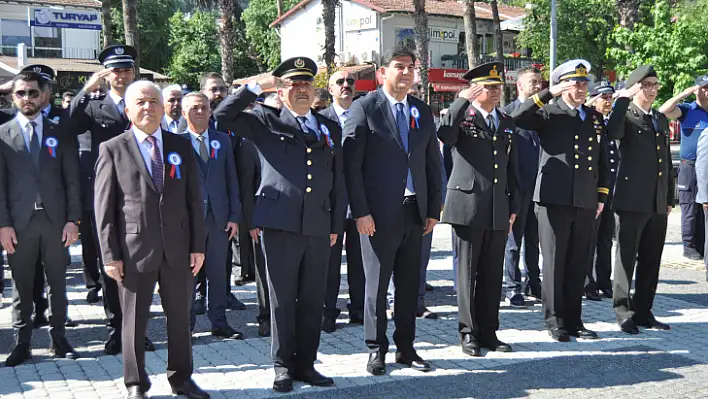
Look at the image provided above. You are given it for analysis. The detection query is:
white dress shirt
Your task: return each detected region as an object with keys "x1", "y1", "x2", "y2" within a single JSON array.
[
  {"x1": 472, "y1": 103, "x2": 499, "y2": 130},
  {"x1": 109, "y1": 91, "x2": 124, "y2": 109},
  {"x1": 382, "y1": 89, "x2": 415, "y2": 195},
  {"x1": 187, "y1": 129, "x2": 210, "y2": 156},
  {"x1": 16, "y1": 113, "x2": 44, "y2": 151},
  {"x1": 132, "y1": 126, "x2": 163, "y2": 175},
  {"x1": 163, "y1": 116, "x2": 181, "y2": 133},
  {"x1": 287, "y1": 107, "x2": 320, "y2": 138},
  {"x1": 332, "y1": 103, "x2": 350, "y2": 126}
]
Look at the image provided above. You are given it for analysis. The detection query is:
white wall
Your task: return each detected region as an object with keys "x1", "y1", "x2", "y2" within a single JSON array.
[{"x1": 279, "y1": 0, "x2": 326, "y2": 64}]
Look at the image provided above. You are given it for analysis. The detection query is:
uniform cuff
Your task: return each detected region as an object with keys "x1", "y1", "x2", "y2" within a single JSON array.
[{"x1": 247, "y1": 82, "x2": 263, "y2": 96}]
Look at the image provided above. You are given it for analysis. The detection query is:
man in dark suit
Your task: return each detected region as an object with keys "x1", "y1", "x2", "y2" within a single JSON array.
[
  {"x1": 511, "y1": 59, "x2": 612, "y2": 342},
  {"x1": 0, "y1": 71, "x2": 81, "y2": 367},
  {"x1": 60, "y1": 44, "x2": 156, "y2": 355},
  {"x1": 94, "y1": 80, "x2": 208, "y2": 399},
  {"x1": 319, "y1": 70, "x2": 366, "y2": 333},
  {"x1": 214, "y1": 57, "x2": 345, "y2": 393},
  {"x1": 607, "y1": 65, "x2": 673, "y2": 334},
  {"x1": 503, "y1": 67, "x2": 542, "y2": 306},
  {"x1": 161, "y1": 84, "x2": 184, "y2": 133},
  {"x1": 180, "y1": 92, "x2": 243, "y2": 339},
  {"x1": 343, "y1": 47, "x2": 443, "y2": 375},
  {"x1": 438, "y1": 62, "x2": 520, "y2": 357}
]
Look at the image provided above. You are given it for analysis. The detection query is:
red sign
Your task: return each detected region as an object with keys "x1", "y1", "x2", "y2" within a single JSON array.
[
  {"x1": 355, "y1": 79, "x2": 377, "y2": 91},
  {"x1": 428, "y1": 68, "x2": 468, "y2": 83},
  {"x1": 432, "y1": 83, "x2": 469, "y2": 92}
]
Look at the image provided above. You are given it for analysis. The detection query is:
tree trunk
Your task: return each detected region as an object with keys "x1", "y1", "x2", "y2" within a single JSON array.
[
  {"x1": 122, "y1": 0, "x2": 140, "y2": 70},
  {"x1": 218, "y1": 0, "x2": 235, "y2": 83},
  {"x1": 101, "y1": 0, "x2": 112, "y2": 48},
  {"x1": 277, "y1": 0, "x2": 283, "y2": 16},
  {"x1": 412, "y1": 0, "x2": 429, "y2": 102},
  {"x1": 462, "y1": 0, "x2": 478, "y2": 69},
  {"x1": 490, "y1": 0, "x2": 506, "y2": 104},
  {"x1": 616, "y1": 0, "x2": 639, "y2": 29},
  {"x1": 322, "y1": 0, "x2": 337, "y2": 73}
]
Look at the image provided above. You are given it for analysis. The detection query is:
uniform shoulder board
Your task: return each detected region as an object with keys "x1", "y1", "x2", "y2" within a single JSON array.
[{"x1": 88, "y1": 92, "x2": 106, "y2": 100}]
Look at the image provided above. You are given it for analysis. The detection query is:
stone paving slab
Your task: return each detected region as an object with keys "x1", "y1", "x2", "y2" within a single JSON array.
[{"x1": 1, "y1": 213, "x2": 708, "y2": 398}]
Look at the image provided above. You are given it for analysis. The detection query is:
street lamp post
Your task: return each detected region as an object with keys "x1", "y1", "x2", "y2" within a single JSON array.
[{"x1": 549, "y1": 0, "x2": 557, "y2": 86}]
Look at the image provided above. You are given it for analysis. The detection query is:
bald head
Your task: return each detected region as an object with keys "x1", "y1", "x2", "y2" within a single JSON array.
[
  {"x1": 124, "y1": 80, "x2": 164, "y2": 133},
  {"x1": 328, "y1": 70, "x2": 355, "y2": 109}
]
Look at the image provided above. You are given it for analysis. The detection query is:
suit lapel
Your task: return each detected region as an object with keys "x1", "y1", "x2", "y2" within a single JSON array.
[
  {"x1": 278, "y1": 108, "x2": 308, "y2": 143},
  {"x1": 628, "y1": 102, "x2": 654, "y2": 132},
  {"x1": 123, "y1": 131, "x2": 158, "y2": 193},
  {"x1": 8, "y1": 121, "x2": 36, "y2": 173},
  {"x1": 101, "y1": 95, "x2": 130, "y2": 129},
  {"x1": 181, "y1": 132, "x2": 208, "y2": 176},
  {"x1": 375, "y1": 89, "x2": 406, "y2": 153}
]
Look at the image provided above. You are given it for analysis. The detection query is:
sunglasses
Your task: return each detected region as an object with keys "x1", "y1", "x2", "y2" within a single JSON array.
[
  {"x1": 336, "y1": 78, "x2": 355, "y2": 86},
  {"x1": 14, "y1": 89, "x2": 41, "y2": 99}
]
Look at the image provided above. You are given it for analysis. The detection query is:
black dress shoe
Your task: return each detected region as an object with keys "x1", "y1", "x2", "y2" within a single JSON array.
[
  {"x1": 548, "y1": 328, "x2": 571, "y2": 342},
  {"x1": 5, "y1": 344, "x2": 31, "y2": 367},
  {"x1": 416, "y1": 307, "x2": 439, "y2": 319},
  {"x1": 86, "y1": 290, "x2": 101, "y2": 304},
  {"x1": 584, "y1": 290, "x2": 602, "y2": 301},
  {"x1": 366, "y1": 352, "x2": 386, "y2": 375},
  {"x1": 600, "y1": 288, "x2": 613, "y2": 299},
  {"x1": 226, "y1": 293, "x2": 246, "y2": 310},
  {"x1": 395, "y1": 351, "x2": 431, "y2": 372},
  {"x1": 618, "y1": 318, "x2": 640, "y2": 335},
  {"x1": 105, "y1": 336, "x2": 121, "y2": 355},
  {"x1": 50, "y1": 337, "x2": 79, "y2": 359},
  {"x1": 321, "y1": 317, "x2": 337, "y2": 333},
  {"x1": 635, "y1": 316, "x2": 671, "y2": 330},
  {"x1": 272, "y1": 372, "x2": 293, "y2": 393},
  {"x1": 144, "y1": 337, "x2": 156, "y2": 351},
  {"x1": 126, "y1": 385, "x2": 146, "y2": 399},
  {"x1": 461, "y1": 335, "x2": 482, "y2": 357},
  {"x1": 480, "y1": 335, "x2": 513, "y2": 352},
  {"x1": 425, "y1": 283, "x2": 434, "y2": 291},
  {"x1": 33, "y1": 314, "x2": 49, "y2": 329},
  {"x1": 293, "y1": 368, "x2": 335, "y2": 386},
  {"x1": 349, "y1": 313, "x2": 364, "y2": 325},
  {"x1": 211, "y1": 325, "x2": 244, "y2": 339},
  {"x1": 193, "y1": 296, "x2": 206, "y2": 315},
  {"x1": 569, "y1": 327, "x2": 598, "y2": 339},
  {"x1": 684, "y1": 247, "x2": 702, "y2": 260},
  {"x1": 170, "y1": 378, "x2": 210, "y2": 399},
  {"x1": 65, "y1": 317, "x2": 78, "y2": 328},
  {"x1": 258, "y1": 320, "x2": 271, "y2": 337}
]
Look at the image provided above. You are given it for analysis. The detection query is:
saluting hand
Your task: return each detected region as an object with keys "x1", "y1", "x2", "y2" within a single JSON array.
[
  {"x1": 596, "y1": 202, "x2": 605, "y2": 219},
  {"x1": 62, "y1": 222, "x2": 79, "y2": 248},
  {"x1": 681, "y1": 85, "x2": 701, "y2": 98},
  {"x1": 423, "y1": 218, "x2": 438, "y2": 236},
  {"x1": 105, "y1": 261, "x2": 124, "y2": 283},
  {"x1": 225, "y1": 222, "x2": 239, "y2": 240},
  {"x1": 356, "y1": 215, "x2": 376, "y2": 236},
  {"x1": 0, "y1": 226, "x2": 18, "y2": 254},
  {"x1": 256, "y1": 76, "x2": 285, "y2": 92},
  {"x1": 190, "y1": 253, "x2": 205, "y2": 276},
  {"x1": 458, "y1": 85, "x2": 484, "y2": 102},
  {"x1": 82, "y1": 69, "x2": 112, "y2": 93},
  {"x1": 613, "y1": 83, "x2": 642, "y2": 99},
  {"x1": 549, "y1": 81, "x2": 576, "y2": 97}
]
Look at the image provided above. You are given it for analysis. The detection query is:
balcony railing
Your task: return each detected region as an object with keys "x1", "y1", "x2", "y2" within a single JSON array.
[{"x1": 0, "y1": 45, "x2": 97, "y2": 60}]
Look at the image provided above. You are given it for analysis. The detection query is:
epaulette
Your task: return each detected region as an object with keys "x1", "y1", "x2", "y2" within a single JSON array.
[{"x1": 88, "y1": 92, "x2": 105, "y2": 101}]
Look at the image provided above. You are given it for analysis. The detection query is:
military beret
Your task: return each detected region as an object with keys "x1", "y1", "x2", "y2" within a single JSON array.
[
  {"x1": 463, "y1": 62, "x2": 504, "y2": 85},
  {"x1": 626, "y1": 65, "x2": 657, "y2": 87},
  {"x1": 99, "y1": 45, "x2": 137, "y2": 69},
  {"x1": 273, "y1": 57, "x2": 317, "y2": 81}
]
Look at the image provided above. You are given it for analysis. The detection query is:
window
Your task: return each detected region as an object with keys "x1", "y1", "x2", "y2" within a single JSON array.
[
  {"x1": 1, "y1": 19, "x2": 31, "y2": 55},
  {"x1": 34, "y1": 26, "x2": 62, "y2": 58}
]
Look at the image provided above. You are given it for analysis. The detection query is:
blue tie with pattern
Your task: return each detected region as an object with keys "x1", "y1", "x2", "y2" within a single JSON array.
[{"x1": 395, "y1": 103, "x2": 415, "y2": 193}]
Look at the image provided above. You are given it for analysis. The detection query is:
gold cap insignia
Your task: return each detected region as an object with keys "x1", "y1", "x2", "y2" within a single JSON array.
[
  {"x1": 490, "y1": 65, "x2": 499, "y2": 78},
  {"x1": 294, "y1": 58, "x2": 305, "y2": 68},
  {"x1": 575, "y1": 65, "x2": 587, "y2": 75}
]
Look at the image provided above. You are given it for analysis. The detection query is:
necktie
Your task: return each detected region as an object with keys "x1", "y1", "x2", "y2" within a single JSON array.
[
  {"x1": 169, "y1": 120, "x2": 178, "y2": 133},
  {"x1": 395, "y1": 103, "x2": 415, "y2": 193},
  {"x1": 145, "y1": 136, "x2": 163, "y2": 193},
  {"x1": 487, "y1": 114, "x2": 496, "y2": 131},
  {"x1": 197, "y1": 134, "x2": 209, "y2": 163},
  {"x1": 117, "y1": 99, "x2": 126, "y2": 118},
  {"x1": 28, "y1": 121, "x2": 40, "y2": 167},
  {"x1": 297, "y1": 116, "x2": 318, "y2": 144},
  {"x1": 340, "y1": 110, "x2": 349, "y2": 126}
]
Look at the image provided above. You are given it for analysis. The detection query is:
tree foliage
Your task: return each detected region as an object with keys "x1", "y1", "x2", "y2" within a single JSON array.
[
  {"x1": 167, "y1": 11, "x2": 222, "y2": 88},
  {"x1": 517, "y1": 0, "x2": 616, "y2": 76},
  {"x1": 607, "y1": 0, "x2": 708, "y2": 103},
  {"x1": 242, "y1": 0, "x2": 299, "y2": 70}
]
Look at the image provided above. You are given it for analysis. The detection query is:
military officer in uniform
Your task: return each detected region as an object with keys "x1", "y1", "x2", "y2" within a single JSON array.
[
  {"x1": 437, "y1": 62, "x2": 520, "y2": 356},
  {"x1": 213, "y1": 57, "x2": 345, "y2": 393},
  {"x1": 511, "y1": 59, "x2": 611, "y2": 342},
  {"x1": 59, "y1": 44, "x2": 155, "y2": 355},
  {"x1": 584, "y1": 82, "x2": 618, "y2": 301},
  {"x1": 607, "y1": 65, "x2": 673, "y2": 334}
]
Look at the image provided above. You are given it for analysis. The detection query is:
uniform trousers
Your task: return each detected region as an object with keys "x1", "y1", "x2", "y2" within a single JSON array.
[
  {"x1": 454, "y1": 226, "x2": 506, "y2": 338},
  {"x1": 261, "y1": 228, "x2": 329, "y2": 374},
  {"x1": 535, "y1": 204, "x2": 595, "y2": 330},
  {"x1": 251, "y1": 233, "x2": 270, "y2": 322},
  {"x1": 119, "y1": 259, "x2": 193, "y2": 390},
  {"x1": 613, "y1": 211, "x2": 667, "y2": 322},
  {"x1": 324, "y1": 219, "x2": 365, "y2": 319},
  {"x1": 361, "y1": 202, "x2": 422, "y2": 355},
  {"x1": 8, "y1": 210, "x2": 69, "y2": 344},
  {"x1": 585, "y1": 205, "x2": 614, "y2": 292},
  {"x1": 503, "y1": 193, "x2": 541, "y2": 297},
  {"x1": 80, "y1": 209, "x2": 101, "y2": 296}
]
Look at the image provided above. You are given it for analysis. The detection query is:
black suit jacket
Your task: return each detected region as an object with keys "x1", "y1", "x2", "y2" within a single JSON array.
[
  {"x1": 607, "y1": 99, "x2": 674, "y2": 214},
  {"x1": 0, "y1": 117, "x2": 81, "y2": 230},
  {"x1": 438, "y1": 98, "x2": 520, "y2": 230},
  {"x1": 342, "y1": 88, "x2": 443, "y2": 229},
  {"x1": 214, "y1": 87, "x2": 345, "y2": 236},
  {"x1": 93, "y1": 130, "x2": 205, "y2": 274},
  {"x1": 234, "y1": 137, "x2": 260, "y2": 230},
  {"x1": 511, "y1": 89, "x2": 611, "y2": 210}
]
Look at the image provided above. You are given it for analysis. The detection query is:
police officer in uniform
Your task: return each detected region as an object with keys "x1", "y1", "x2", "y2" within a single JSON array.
[
  {"x1": 511, "y1": 59, "x2": 611, "y2": 342},
  {"x1": 660, "y1": 75, "x2": 708, "y2": 260},
  {"x1": 437, "y1": 62, "x2": 520, "y2": 356},
  {"x1": 60, "y1": 44, "x2": 155, "y2": 355},
  {"x1": 213, "y1": 57, "x2": 345, "y2": 393},
  {"x1": 607, "y1": 65, "x2": 673, "y2": 334},
  {"x1": 584, "y1": 82, "x2": 618, "y2": 301}
]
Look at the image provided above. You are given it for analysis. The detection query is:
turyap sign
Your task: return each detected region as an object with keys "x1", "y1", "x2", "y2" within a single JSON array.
[{"x1": 31, "y1": 7, "x2": 101, "y2": 31}]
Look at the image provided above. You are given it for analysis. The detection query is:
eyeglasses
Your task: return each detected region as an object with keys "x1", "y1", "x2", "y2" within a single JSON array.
[
  {"x1": 14, "y1": 90, "x2": 41, "y2": 99},
  {"x1": 336, "y1": 78, "x2": 355, "y2": 86},
  {"x1": 641, "y1": 82, "x2": 661, "y2": 90}
]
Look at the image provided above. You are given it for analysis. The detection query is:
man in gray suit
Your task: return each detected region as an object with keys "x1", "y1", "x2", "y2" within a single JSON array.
[
  {"x1": 697, "y1": 127, "x2": 708, "y2": 279},
  {"x1": 181, "y1": 92, "x2": 243, "y2": 339},
  {"x1": 0, "y1": 71, "x2": 81, "y2": 367},
  {"x1": 94, "y1": 81, "x2": 208, "y2": 399}
]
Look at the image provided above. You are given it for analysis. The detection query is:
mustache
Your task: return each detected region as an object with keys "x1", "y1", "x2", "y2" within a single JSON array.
[{"x1": 295, "y1": 94, "x2": 310, "y2": 100}]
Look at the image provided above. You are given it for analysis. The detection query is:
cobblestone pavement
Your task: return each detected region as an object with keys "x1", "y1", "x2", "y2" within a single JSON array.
[{"x1": 1, "y1": 210, "x2": 707, "y2": 398}]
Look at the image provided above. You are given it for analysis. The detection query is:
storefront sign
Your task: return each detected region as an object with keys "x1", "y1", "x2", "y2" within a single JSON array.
[
  {"x1": 344, "y1": 7, "x2": 377, "y2": 31},
  {"x1": 428, "y1": 68, "x2": 468, "y2": 83},
  {"x1": 31, "y1": 7, "x2": 101, "y2": 31},
  {"x1": 395, "y1": 27, "x2": 461, "y2": 47},
  {"x1": 432, "y1": 83, "x2": 469, "y2": 92}
]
